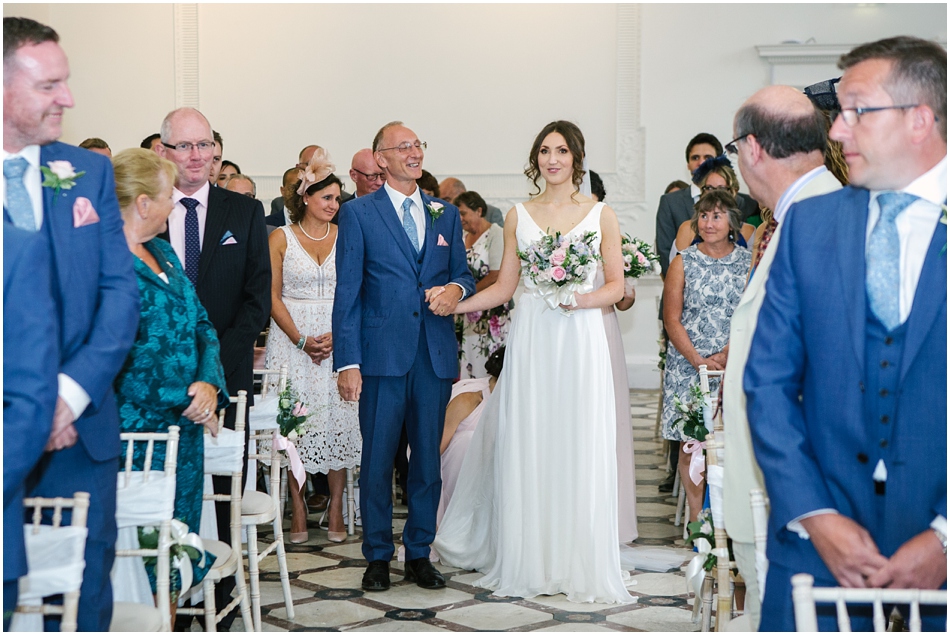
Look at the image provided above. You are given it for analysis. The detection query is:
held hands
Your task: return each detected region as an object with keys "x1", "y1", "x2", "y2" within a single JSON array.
[
  {"x1": 865, "y1": 529, "x2": 948, "y2": 589},
  {"x1": 691, "y1": 354, "x2": 725, "y2": 372},
  {"x1": 424, "y1": 284, "x2": 463, "y2": 317},
  {"x1": 338, "y1": 368, "x2": 362, "y2": 402},
  {"x1": 801, "y1": 514, "x2": 888, "y2": 588},
  {"x1": 182, "y1": 381, "x2": 219, "y2": 437},
  {"x1": 304, "y1": 333, "x2": 332, "y2": 365},
  {"x1": 46, "y1": 397, "x2": 78, "y2": 452}
]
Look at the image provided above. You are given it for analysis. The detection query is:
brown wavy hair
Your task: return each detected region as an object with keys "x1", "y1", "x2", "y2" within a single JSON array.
[
  {"x1": 524, "y1": 121, "x2": 586, "y2": 196},
  {"x1": 286, "y1": 173, "x2": 343, "y2": 224}
]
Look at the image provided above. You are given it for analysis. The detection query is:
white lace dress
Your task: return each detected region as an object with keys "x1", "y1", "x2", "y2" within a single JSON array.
[
  {"x1": 434, "y1": 203, "x2": 634, "y2": 604},
  {"x1": 264, "y1": 226, "x2": 361, "y2": 473}
]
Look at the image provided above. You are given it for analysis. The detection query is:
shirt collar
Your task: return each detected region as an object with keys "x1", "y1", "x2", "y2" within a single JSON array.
[
  {"x1": 899, "y1": 155, "x2": 947, "y2": 206},
  {"x1": 689, "y1": 183, "x2": 701, "y2": 201},
  {"x1": 383, "y1": 181, "x2": 424, "y2": 212},
  {"x1": 174, "y1": 180, "x2": 211, "y2": 208},
  {"x1": 2, "y1": 144, "x2": 40, "y2": 168}
]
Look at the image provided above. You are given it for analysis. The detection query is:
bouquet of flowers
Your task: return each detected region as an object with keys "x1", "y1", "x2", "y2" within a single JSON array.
[
  {"x1": 672, "y1": 383, "x2": 710, "y2": 443},
  {"x1": 686, "y1": 508, "x2": 717, "y2": 571},
  {"x1": 517, "y1": 230, "x2": 601, "y2": 314},
  {"x1": 276, "y1": 380, "x2": 309, "y2": 441},
  {"x1": 620, "y1": 234, "x2": 661, "y2": 279}
]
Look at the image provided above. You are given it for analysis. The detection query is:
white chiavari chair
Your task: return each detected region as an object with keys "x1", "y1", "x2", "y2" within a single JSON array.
[
  {"x1": 178, "y1": 391, "x2": 253, "y2": 632},
  {"x1": 12, "y1": 492, "x2": 90, "y2": 632},
  {"x1": 792, "y1": 573, "x2": 947, "y2": 632}
]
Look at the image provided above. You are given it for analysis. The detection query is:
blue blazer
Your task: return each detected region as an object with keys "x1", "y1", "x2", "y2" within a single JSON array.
[
  {"x1": 744, "y1": 186, "x2": 947, "y2": 576},
  {"x1": 3, "y1": 224, "x2": 59, "y2": 582},
  {"x1": 38, "y1": 143, "x2": 141, "y2": 462},
  {"x1": 332, "y1": 187, "x2": 475, "y2": 379}
]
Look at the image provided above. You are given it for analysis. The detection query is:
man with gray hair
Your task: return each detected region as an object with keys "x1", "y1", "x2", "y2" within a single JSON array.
[
  {"x1": 224, "y1": 172, "x2": 256, "y2": 198},
  {"x1": 745, "y1": 36, "x2": 946, "y2": 630},
  {"x1": 722, "y1": 84, "x2": 842, "y2": 629},
  {"x1": 439, "y1": 176, "x2": 504, "y2": 226}
]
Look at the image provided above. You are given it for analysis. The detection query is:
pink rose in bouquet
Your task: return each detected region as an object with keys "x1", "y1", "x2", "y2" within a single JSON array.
[{"x1": 551, "y1": 266, "x2": 567, "y2": 282}]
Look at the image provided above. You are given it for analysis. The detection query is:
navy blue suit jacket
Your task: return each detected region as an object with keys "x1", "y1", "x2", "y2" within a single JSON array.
[
  {"x1": 38, "y1": 143, "x2": 140, "y2": 462},
  {"x1": 745, "y1": 186, "x2": 947, "y2": 577},
  {"x1": 332, "y1": 187, "x2": 475, "y2": 379},
  {"x1": 2, "y1": 224, "x2": 59, "y2": 581}
]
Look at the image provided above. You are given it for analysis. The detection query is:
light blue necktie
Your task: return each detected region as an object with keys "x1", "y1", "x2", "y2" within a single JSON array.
[
  {"x1": 4, "y1": 157, "x2": 36, "y2": 231},
  {"x1": 181, "y1": 197, "x2": 201, "y2": 285},
  {"x1": 401, "y1": 197, "x2": 420, "y2": 252},
  {"x1": 866, "y1": 191, "x2": 917, "y2": 330}
]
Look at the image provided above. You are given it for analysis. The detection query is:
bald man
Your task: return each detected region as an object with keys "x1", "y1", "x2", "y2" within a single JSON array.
[
  {"x1": 350, "y1": 148, "x2": 385, "y2": 198},
  {"x1": 722, "y1": 85, "x2": 842, "y2": 628},
  {"x1": 438, "y1": 176, "x2": 504, "y2": 227}
]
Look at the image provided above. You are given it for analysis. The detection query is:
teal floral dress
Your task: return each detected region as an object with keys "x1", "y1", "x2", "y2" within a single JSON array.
[{"x1": 114, "y1": 238, "x2": 228, "y2": 598}]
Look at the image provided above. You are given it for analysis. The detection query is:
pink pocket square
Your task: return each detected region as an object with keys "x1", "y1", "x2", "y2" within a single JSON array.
[
  {"x1": 72, "y1": 197, "x2": 99, "y2": 228},
  {"x1": 437, "y1": 234, "x2": 449, "y2": 247},
  {"x1": 222, "y1": 237, "x2": 238, "y2": 245}
]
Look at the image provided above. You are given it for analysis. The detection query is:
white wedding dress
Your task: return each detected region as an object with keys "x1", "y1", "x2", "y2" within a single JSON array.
[{"x1": 434, "y1": 202, "x2": 634, "y2": 604}]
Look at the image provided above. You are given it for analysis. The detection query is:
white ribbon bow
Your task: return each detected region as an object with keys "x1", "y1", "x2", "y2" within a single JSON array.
[
  {"x1": 169, "y1": 519, "x2": 205, "y2": 592},
  {"x1": 525, "y1": 279, "x2": 593, "y2": 311},
  {"x1": 273, "y1": 432, "x2": 306, "y2": 491},
  {"x1": 685, "y1": 537, "x2": 712, "y2": 598}
]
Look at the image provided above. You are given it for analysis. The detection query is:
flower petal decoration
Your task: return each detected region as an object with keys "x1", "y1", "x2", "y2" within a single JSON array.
[{"x1": 296, "y1": 147, "x2": 336, "y2": 196}]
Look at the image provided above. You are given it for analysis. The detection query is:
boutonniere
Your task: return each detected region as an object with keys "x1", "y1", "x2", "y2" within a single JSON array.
[
  {"x1": 426, "y1": 201, "x2": 444, "y2": 222},
  {"x1": 41, "y1": 161, "x2": 85, "y2": 196}
]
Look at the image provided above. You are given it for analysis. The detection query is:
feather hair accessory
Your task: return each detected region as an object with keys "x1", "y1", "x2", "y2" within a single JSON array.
[
  {"x1": 691, "y1": 154, "x2": 733, "y2": 186},
  {"x1": 296, "y1": 147, "x2": 336, "y2": 195}
]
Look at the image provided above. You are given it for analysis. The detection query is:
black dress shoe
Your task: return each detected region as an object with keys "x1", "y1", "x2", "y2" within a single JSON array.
[
  {"x1": 404, "y1": 557, "x2": 446, "y2": 589},
  {"x1": 658, "y1": 474, "x2": 676, "y2": 493},
  {"x1": 362, "y1": 560, "x2": 391, "y2": 592}
]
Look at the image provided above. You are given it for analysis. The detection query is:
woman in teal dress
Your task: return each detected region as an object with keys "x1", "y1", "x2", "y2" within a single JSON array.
[{"x1": 112, "y1": 149, "x2": 227, "y2": 603}]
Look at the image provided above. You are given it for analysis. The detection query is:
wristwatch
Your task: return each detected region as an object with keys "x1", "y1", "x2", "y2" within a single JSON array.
[{"x1": 932, "y1": 526, "x2": 948, "y2": 554}]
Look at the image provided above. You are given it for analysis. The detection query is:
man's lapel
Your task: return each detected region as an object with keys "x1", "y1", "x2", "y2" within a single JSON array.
[
  {"x1": 419, "y1": 193, "x2": 437, "y2": 271},
  {"x1": 900, "y1": 220, "x2": 947, "y2": 384},
  {"x1": 199, "y1": 187, "x2": 228, "y2": 285},
  {"x1": 836, "y1": 188, "x2": 870, "y2": 371},
  {"x1": 372, "y1": 187, "x2": 419, "y2": 270},
  {"x1": 39, "y1": 143, "x2": 71, "y2": 285}
]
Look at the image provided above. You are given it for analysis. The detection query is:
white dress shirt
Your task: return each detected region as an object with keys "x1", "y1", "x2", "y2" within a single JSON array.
[
  {"x1": 2, "y1": 145, "x2": 44, "y2": 229},
  {"x1": 3, "y1": 145, "x2": 91, "y2": 418},
  {"x1": 383, "y1": 182, "x2": 427, "y2": 250},
  {"x1": 167, "y1": 181, "x2": 211, "y2": 266}
]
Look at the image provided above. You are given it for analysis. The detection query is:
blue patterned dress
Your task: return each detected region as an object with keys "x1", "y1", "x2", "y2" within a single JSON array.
[{"x1": 114, "y1": 238, "x2": 228, "y2": 596}]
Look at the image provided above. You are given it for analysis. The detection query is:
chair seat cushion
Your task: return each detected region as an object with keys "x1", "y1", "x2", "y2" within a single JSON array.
[
  {"x1": 726, "y1": 614, "x2": 751, "y2": 631},
  {"x1": 242, "y1": 490, "x2": 275, "y2": 517},
  {"x1": 109, "y1": 601, "x2": 163, "y2": 632}
]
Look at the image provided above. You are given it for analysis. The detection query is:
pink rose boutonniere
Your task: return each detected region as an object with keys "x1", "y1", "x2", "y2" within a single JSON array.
[
  {"x1": 426, "y1": 201, "x2": 444, "y2": 222},
  {"x1": 41, "y1": 160, "x2": 85, "y2": 196}
]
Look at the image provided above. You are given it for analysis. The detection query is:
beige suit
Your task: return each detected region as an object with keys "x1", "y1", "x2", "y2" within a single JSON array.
[{"x1": 721, "y1": 169, "x2": 841, "y2": 627}]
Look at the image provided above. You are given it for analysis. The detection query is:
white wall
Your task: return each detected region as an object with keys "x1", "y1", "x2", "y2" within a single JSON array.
[{"x1": 5, "y1": 3, "x2": 945, "y2": 387}]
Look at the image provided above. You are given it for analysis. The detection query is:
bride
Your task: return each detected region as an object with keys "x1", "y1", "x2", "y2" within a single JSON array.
[{"x1": 432, "y1": 121, "x2": 634, "y2": 604}]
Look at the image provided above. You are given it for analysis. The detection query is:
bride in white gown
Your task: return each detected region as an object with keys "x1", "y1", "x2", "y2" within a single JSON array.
[{"x1": 432, "y1": 121, "x2": 634, "y2": 604}]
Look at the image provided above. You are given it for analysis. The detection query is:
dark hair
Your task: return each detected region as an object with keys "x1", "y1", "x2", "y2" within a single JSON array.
[
  {"x1": 734, "y1": 103, "x2": 827, "y2": 159},
  {"x1": 282, "y1": 166, "x2": 301, "y2": 187},
  {"x1": 691, "y1": 155, "x2": 734, "y2": 187},
  {"x1": 690, "y1": 190, "x2": 743, "y2": 242},
  {"x1": 286, "y1": 173, "x2": 343, "y2": 224},
  {"x1": 455, "y1": 191, "x2": 487, "y2": 216},
  {"x1": 685, "y1": 133, "x2": 723, "y2": 162},
  {"x1": 416, "y1": 169, "x2": 440, "y2": 197},
  {"x1": 220, "y1": 159, "x2": 240, "y2": 174},
  {"x1": 3, "y1": 17, "x2": 58, "y2": 68},
  {"x1": 589, "y1": 170, "x2": 606, "y2": 202},
  {"x1": 140, "y1": 133, "x2": 161, "y2": 150},
  {"x1": 665, "y1": 180, "x2": 690, "y2": 194},
  {"x1": 525, "y1": 120, "x2": 586, "y2": 196},
  {"x1": 484, "y1": 345, "x2": 506, "y2": 378},
  {"x1": 79, "y1": 137, "x2": 109, "y2": 151},
  {"x1": 213, "y1": 130, "x2": 223, "y2": 151},
  {"x1": 839, "y1": 36, "x2": 947, "y2": 141}
]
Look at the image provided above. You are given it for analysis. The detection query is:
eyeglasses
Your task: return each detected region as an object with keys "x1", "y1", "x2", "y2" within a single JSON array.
[
  {"x1": 832, "y1": 105, "x2": 922, "y2": 127},
  {"x1": 701, "y1": 184, "x2": 731, "y2": 193},
  {"x1": 162, "y1": 141, "x2": 215, "y2": 153},
  {"x1": 724, "y1": 134, "x2": 751, "y2": 156},
  {"x1": 377, "y1": 141, "x2": 427, "y2": 154},
  {"x1": 352, "y1": 168, "x2": 386, "y2": 181}
]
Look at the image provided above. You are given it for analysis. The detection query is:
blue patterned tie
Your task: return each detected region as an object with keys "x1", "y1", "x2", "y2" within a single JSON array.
[
  {"x1": 401, "y1": 197, "x2": 419, "y2": 252},
  {"x1": 866, "y1": 191, "x2": 917, "y2": 330},
  {"x1": 182, "y1": 197, "x2": 201, "y2": 285},
  {"x1": 4, "y1": 157, "x2": 36, "y2": 231}
]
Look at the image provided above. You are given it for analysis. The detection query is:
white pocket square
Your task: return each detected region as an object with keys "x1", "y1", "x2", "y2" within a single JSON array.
[{"x1": 437, "y1": 234, "x2": 449, "y2": 247}]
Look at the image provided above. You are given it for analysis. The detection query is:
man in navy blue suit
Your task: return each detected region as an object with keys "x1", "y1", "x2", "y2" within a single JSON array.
[
  {"x1": 333, "y1": 122, "x2": 475, "y2": 592},
  {"x1": 3, "y1": 17, "x2": 140, "y2": 631},
  {"x1": 3, "y1": 224, "x2": 59, "y2": 629},
  {"x1": 745, "y1": 36, "x2": 946, "y2": 630}
]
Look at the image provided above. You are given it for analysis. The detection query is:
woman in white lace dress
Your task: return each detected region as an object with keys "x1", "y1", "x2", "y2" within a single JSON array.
[{"x1": 265, "y1": 150, "x2": 360, "y2": 543}]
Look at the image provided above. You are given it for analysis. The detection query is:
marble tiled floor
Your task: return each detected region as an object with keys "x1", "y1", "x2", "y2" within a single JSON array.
[{"x1": 234, "y1": 390, "x2": 701, "y2": 632}]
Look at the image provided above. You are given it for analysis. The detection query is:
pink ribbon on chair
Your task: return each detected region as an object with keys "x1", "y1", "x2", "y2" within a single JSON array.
[
  {"x1": 682, "y1": 439, "x2": 707, "y2": 485},
  {"x1": 272, "y1": 432, "x2": 306, "y2": 491}
]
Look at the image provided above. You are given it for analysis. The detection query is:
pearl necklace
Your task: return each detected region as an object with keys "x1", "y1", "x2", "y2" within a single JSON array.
[{"x1": 298, "y1": 221, "x2": 331, "y2": 241}]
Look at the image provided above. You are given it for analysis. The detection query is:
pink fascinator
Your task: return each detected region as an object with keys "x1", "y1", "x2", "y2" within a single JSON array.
[{"x1": 296, "y1": 147, "x2": 336, "y2": 195}]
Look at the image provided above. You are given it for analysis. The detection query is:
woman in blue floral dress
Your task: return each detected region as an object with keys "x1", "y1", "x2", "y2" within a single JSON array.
[
  {"x1": 112, "y1": 149, "x2": 227, "y2": 601},
  {"x1": 454, "y1": 191, "x2": 511, "y2": 379}
]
